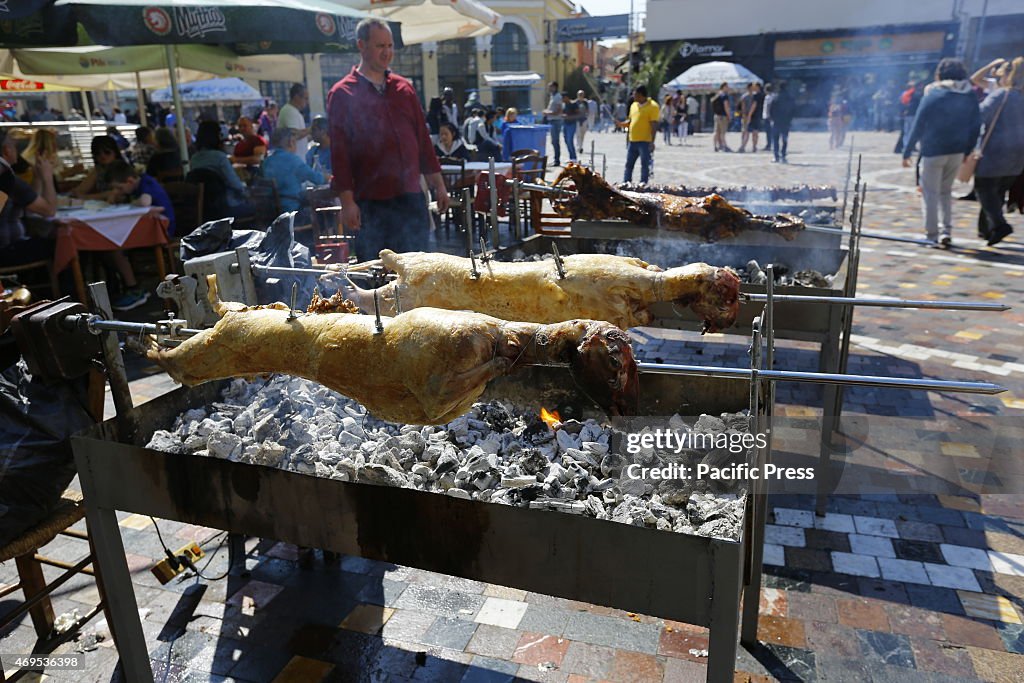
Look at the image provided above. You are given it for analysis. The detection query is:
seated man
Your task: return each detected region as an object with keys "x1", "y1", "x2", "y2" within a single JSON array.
[
  {"x1": 305, "y1": 116, "x2": 332, "y2": 174},
  {"x1": 0, "y1": 129, "x2": 56, "y2": 269},
  {"x1": 231, "y1": 116, "x2": 267, "y2": 167},
  {"x1": 261, "y1": 127, "x2": 325, "y2": 214}
]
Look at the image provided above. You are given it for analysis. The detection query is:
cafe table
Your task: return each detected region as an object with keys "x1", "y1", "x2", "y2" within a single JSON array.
[{"x1": 53, "y1": 204, "x2": 170, "y2": 302}]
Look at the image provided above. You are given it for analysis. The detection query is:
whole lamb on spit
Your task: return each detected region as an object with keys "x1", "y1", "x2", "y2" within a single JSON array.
[
  {"x1": 148, "y1": 277, "x2": 639, "y2": 425},
  {"x1": 550, "y1": 163, "x2": 805, "y2": 241},
  {"x1": 341, "y1": 249, "x2": 741, "y2": 334}
]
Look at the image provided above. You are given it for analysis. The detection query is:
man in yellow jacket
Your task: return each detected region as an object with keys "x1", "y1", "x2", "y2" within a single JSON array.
[{"x1": 623, "y1": 85, "x2": 660, "y2": 184}]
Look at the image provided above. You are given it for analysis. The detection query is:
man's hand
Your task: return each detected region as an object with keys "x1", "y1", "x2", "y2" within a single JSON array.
[
  {"x1": 901, "y1": 157, "x2": 912, "y2": 168},
  {"x1": 429, "y1": 175, "x2": 450, "y2": 214},
  {"x1": 341, "y1": 202, "x2": 361, "y2": 231}
]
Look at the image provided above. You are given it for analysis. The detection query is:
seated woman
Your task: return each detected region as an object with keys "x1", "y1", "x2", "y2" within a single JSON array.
[
  {"x1": 0, "y1": 129, "x2": 57, "y2": 268},
  {"x1": 21, "y1": 128, "x2": 69, "y2": 186},
  {"x1": 145, "y1": 127, "x2": 183, "y2": 181},
  {"x1": 434, "y1": 122, "x2": 470, "y2": 161},
  {"x1": 260, "y1": 127, "x2": 325, "y2": 214},
  {"x1": 71, "y1": 135, "x2": 123, "y2": 199},
  {"x1": 130, "y1": 126, "x2": 158, "y2": 167},
  {"x1": 189, "y1": 120, "x2": 254, "y2": 218}
]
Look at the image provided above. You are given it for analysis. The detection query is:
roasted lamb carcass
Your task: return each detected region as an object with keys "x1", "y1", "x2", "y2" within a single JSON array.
[
  {"x1": 342, "y1": 249, "x2": 740, "y2": 333},
  {"x1": 551, "y1": 163, "x2": 804, "y2": 241},
  {"x1": 148, "y1": 277, "x2": 638, "y2": 425}
]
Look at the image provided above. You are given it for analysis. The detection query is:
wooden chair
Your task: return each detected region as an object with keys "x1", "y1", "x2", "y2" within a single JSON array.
[
  {"x1": 511, "y1": 148, "x2": 540, "y2": 159},
  {"x1": 0, "y1": 491, "x2": 110, "y2": 681},
  {"x1": 511, "y1": 152, "x2": 548, "y2": 232},
  {"x1": 438, "y1": 156, "x2": 469, "y2": 236},
  {"x1": 303, "y1": 185, "x2": 354, "y2": 265},
  {"x1": 0, "y1": 259, "x2": 59, "y2": 300},
  {"x1": 246, "y1": 177, "x2": 281, "y2": 229},
  {"x1": 162, "y1": 181, "x2": 204, "y2": 273}
]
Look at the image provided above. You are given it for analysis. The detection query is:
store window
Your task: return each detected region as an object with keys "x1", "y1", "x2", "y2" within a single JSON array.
[
  {"x1": 492, "y1": 24, "x2": 529, "y2": 72},
  {"x1": 437, "y1": 38, "x2": 478, "y2": 108}
]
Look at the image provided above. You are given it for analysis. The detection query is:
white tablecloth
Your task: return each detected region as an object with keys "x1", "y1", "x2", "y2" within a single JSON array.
[
  {"x1": 441, "y1": 162, "x2": 513, "y2": 174},
  {"x1": 56, "y1": 206, "x2": 156, "y2": 247}
]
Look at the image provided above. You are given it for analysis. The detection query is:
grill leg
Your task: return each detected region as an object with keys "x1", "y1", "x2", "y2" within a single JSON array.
[
  {"x1": 707, "y1": 543, "x2": 742, "y2": 682},
  {"x1": 81, "y1": 505, "x2": 153, "y2": 682}
]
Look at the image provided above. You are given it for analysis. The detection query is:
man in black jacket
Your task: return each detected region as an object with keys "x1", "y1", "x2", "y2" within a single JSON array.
[{"x1": 769, "y1": 81, "x2": 796, "y2": 164}]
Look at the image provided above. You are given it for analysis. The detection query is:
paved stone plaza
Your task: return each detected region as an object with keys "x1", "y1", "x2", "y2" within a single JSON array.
[{"x1": 2, "y1": 130, "x2": 1023, "y2": 682}]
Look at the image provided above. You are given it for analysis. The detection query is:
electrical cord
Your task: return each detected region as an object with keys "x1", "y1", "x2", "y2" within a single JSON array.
[{"x1": 149, "y1": 516, "x2": 232, "y2": 582}]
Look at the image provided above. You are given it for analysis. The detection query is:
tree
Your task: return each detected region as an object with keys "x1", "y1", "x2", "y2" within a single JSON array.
[{"x1": 633, "y1": 41, "x2": 683, "y2": 97}]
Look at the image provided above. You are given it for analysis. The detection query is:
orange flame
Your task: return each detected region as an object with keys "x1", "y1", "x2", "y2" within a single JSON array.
[{"x1": 539, "y1": 407, "x2": 561, "y2": 430}]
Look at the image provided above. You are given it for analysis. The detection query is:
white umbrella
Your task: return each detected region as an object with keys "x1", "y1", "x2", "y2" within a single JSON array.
[
  {"x1": 150, "y1": 77, "x2": 263, "y2": 103},
  {"x1": 664, "y1": 61, "x2": 762, "y2": 92},
  {"x1": 351, "y1": 0, "x2": 501, "y2": 44}
]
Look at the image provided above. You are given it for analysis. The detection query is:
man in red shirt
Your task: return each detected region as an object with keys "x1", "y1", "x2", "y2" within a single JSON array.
[
  {"x1": 328, "y1": 17, "x2": 448, "y2": 261},
  {"x1": 231, "y1": 116, "x2": 267, "y2": 167}
]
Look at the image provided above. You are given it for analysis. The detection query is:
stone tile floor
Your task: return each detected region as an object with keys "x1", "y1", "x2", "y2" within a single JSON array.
[{"x1": 2, "y1": 131, "x2": 1023, "y2": 682}]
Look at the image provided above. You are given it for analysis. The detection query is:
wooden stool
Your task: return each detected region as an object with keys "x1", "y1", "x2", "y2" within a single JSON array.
[{"x1": 0, "y1": 491, "x2": 107, "y2": 681}]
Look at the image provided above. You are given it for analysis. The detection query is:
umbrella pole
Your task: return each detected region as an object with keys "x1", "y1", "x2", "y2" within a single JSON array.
[
  {"x1": 82, "y1": 89, "x2": 96, "y2": 139},
  {"x1": 136, "y1": 71, "x2": 147, "y2": 127},
  {"x1": 165, "y1": 45, "x2": 188, "y2": 164}
]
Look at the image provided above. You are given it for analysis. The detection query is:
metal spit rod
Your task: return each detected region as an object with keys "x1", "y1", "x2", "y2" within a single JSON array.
[
  {"x1": 61, "y1": 314, "x2": 1005, "y2": 395},
  {"x1": 741, "y1": 293, "x2": 1010, "y2": 312},
  {"x1": 61, "y1": 315, "x2": 204, "y2": 338},
  {"x1": 637, "y1": 361, "x2": 1005, "y2": 395}
]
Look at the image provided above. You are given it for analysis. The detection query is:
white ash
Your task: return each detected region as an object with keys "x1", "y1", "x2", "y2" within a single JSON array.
[{"x1": 147, "y1": 376, "x2": 748, "y2": 541}]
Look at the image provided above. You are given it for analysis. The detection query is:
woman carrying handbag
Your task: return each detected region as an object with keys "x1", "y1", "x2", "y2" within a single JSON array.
[
  {"x1": 971, "y1": 56, "x2": 1024, "y2": 246},
  {"x1": 901, "y1": 58, "x2": 980, "y2": 248}
]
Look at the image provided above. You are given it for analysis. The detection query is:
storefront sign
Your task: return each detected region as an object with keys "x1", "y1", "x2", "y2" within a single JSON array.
[
  {"x1": 555, "y1": 14, "x2": 629, "y2": 43},
  {"x1": 679, "y1": 41, "x2": 734, "y2": 59},
  {"x1": 776, "y1": 31, "x2": 947, "y2": 61}
]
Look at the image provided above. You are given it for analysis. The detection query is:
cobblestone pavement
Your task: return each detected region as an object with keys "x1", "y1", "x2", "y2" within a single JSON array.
[{"x1": 2, "y1": 131, "x2": 1023, "y2": 682}]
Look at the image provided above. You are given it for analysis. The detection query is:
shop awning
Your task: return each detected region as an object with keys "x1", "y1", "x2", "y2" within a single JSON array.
[{"x1": 482, "y1": 72, "x2": 542, "y2": 88}]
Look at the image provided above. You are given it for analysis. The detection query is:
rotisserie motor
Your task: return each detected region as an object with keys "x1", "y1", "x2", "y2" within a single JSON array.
[
  {"x1": 343, "y1": 249, "x2": 741, "y2": 333},
  {"x1": 551, "y1": 163, "x2": 804, "y2": 241},
  {"x1": 148, "y1": 277, "x2": 639, "y2": 425}
]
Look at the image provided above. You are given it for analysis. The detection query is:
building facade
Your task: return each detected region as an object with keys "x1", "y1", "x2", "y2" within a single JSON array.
[
  {"x1": 647, "y1": 0, "x2": 1024, "y2": 124},
  {"x1": 310, "y1": 0, "x2": 586, "y2": 118}
]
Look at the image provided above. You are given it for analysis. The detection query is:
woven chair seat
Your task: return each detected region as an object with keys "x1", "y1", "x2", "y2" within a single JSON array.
[{"x1": 0, "y1": 491, "x2": 85, "y2": 563}]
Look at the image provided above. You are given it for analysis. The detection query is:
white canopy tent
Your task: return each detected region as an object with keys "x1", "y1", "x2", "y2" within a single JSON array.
[
  {"x1": 664, "y1": 61, "x2": 763, "y2": 92},
  {"x1": 353, "y1": 0, "x2": 501, "y2": 44},
  {"x1": 151, "y1": 78, "x2": 263, "y2": 104}
]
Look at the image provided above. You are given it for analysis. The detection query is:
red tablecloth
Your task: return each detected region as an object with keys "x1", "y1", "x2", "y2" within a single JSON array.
[{"x1": 53, "y1": 212, "x2": 170, "y2": 273}]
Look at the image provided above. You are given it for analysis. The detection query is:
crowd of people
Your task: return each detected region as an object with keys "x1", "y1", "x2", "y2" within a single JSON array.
[
  {"x1": 900, "y1": 56, "x2": 1024, "y2": 248},
  {"x1": 2, "y1": 20, "x2": 1020, "y2": 313}
]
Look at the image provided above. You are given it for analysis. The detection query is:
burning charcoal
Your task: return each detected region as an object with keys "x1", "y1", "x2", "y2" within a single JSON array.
[
  {"x1": 581, "y1": 440, "x2": 608, "y2": 458},
  {"x1": 207, "y1": 432, "x2": 242, "y2": 460},
  {"x1": 555, "y1": 429, "x2": 579, "y2": 454},
  {"x1": 658, "y1": 479, "x2": 691, "y2": 507},
  {"x1": 341, "y1": 416, "x2": 365, "y2": 438},
  {"x1": 745, "y1": 260, "x2": 767, "y2": 285},
  {"x1": 433, "y1": 447, "x2": 460, "y2": 476},
  {"x1": 619, "y1": 479, "x2": 647, "y2": 497},
  {"x1": 147, "y1": 430, "x2": 191, "y2": 455},
  {"x1": 501, "y1": 475, "x2": 539, "y2": 488},
  {"x1": 359, "y1": 464, "x2": 409, "y2": 487},
  {"x1": 446, "y1": 488, "x2": 471, "y2": 500},
  {"x1": 517, "y1": 449, "x2": 548, "y2": 475},
  {"x1": 697, "y1": 518, "x2": 736, "y2": 539},
  {"x1": 600, "y1": 453, "x2": 627, "y2": 478},
  {"x1": 694, "y1": 415, "x2": 726, "y2": 434}
]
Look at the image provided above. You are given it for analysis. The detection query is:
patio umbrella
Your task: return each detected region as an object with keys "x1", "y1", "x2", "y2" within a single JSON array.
[
  {"x1": 3, "y1": 1, "x2": 379, "y2": 160},
  {"x1": 150, "y1": 77, "x2": 263, "y2": 104},
  {"x1": 664, "y1": 61, "x2": 763, "y2": 92}
]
